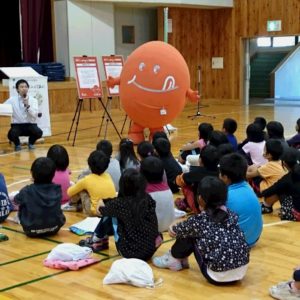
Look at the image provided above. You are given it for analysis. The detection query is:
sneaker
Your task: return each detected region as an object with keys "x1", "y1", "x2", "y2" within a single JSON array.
[
  {"x1": 181, "y1": 257, "x2": 190, "y2": 269},
  {"x1": 76, "y1": 202, "x2": 83, "y2": 212},
  {"x1": 155, "y1": 234, "x2": 163, "y2": 248},
  {"x1": 261, "y1": 202, "x2": 273, "y2": 214},
  {"x1": 28, "y1": 144, "x2": 35, "y2": 150},
  {"x1": 15, "y1": 145, "x2": 22, "y2": 152},
  {"x1": 269, "y1": 281, "x2": 300, "y2": 300},
  {"x1": 152, "y1": 251, "x2": 183, "y2": 271},
  {"x1": 175, "y1": 198, "x2": 188, "y2": 212},
  {"x1": 79, "y1": 236, "x2": 109, "y2": 252},
  {"x1": 165, "y1": 124, "x2": 177, "y2": 132},
  {"x1": 61, "y1": 203, "x2": 77, "y2": 212}
]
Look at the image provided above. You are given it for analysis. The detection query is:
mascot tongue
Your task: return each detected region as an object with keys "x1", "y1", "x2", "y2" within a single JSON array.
[{"x1": 162, "y1": 76, "x2": 176, "y2": 91}]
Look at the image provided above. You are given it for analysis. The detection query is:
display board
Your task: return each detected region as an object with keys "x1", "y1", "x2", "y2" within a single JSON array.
[
  {"x1": 73, "y1": 56, "x2": 102, "y2": 99},
  {"x1": 102, "y1": 55, "x2": 124, "y2": 96}
]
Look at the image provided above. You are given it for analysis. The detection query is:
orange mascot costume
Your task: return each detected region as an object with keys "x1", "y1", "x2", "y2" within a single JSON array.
[{"x1": 107, "y1": 41, "x2": 199, "y2": 144}]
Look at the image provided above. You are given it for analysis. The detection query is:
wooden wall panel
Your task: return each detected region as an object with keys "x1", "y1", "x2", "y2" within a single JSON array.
[
  {"x1": 166, "y1": 7, "x2": 236, "y2": 102},
  {"x1": 245, "y1": 0, "x2": 300, "y2": 37},
  {"x1": 159, "y1": 0, "x2": 300, "y2": 106}
]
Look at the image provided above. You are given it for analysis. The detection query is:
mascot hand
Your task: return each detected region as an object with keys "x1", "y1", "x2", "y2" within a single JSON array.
[
  {"x1": 107, "y1": 76, "x2": 120, "y2": 88},
  {"x1": 186, "y1": 89, "x2": 200, "y2": 103}
]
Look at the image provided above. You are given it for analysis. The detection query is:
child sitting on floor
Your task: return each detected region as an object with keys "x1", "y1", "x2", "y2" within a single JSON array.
[
  {"x1": 186, "y1": 131, "x2": 228, "y2": 168},
  {"x1": 254, "y1": 116, "x2": 267, "y2": 134},
  {"x1": 178, "y1": 122, "x2": 213, "y2": 164},
  {"x1": 47, "y1": 144, "x2": 71, "y2": 206},
  {"x1": 153, "y1": 137, "x2": 182, "y2": 193},
  {"x1": 238, "y1": 116, "x2": 268, "y2": 150},
  {"x1": 175, "y1": 145, "x2": 219, "y2": 213},
  {"x1": 78, "y1": 140, "x2": 121, "y2": 192},
  {"x1": 0, "y1": 173, "x2": 10, "y2": 223},
  {"x1": 259, "y1": 147, "x2": 300, "y2": 219},
  {"x1": 287, "y1": 118, "x2": 300, "y2": 149},
  {"x1": 67, "y1": 150, "x2": 116, "y2": 216},
  {"x1": 219, "y1": 153, "x2": 263, "y2": 246},
  {"x1": 14, "y1": 157, "x2": 65, "y2": 237},
  {"x1": 116, "y1": 138, "x2": 140, "y2": 173},
  {"x1": 152, "y1": 131, "x2": 168, "y2": 144},
  {"x1": 140, "y1": 156, "x2": 175, "y2": 232},
  {"x1": 247, "y1": 139, "x2": 287, "y2": 212},
  {"x1": 137, "y1": 141, "x2": 155, "y2": 161},
  {"x1": 80, "y1": 169, "x2": 161, "y2": 260},
  {"x1": 266, "y1": 121, "x2": 289, "y2": 152},
  {"x1": 152, "y1": 176, "x2": 249, "y2": 285},
  {"x1": 222, "y1": 118, "x2": 238, "y2": 151},
  {"x1": 240, "y1": 123, "x2": 267, "y2": 166}
]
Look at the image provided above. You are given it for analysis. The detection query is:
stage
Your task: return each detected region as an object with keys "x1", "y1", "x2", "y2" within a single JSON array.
[{"x1": 0, "y1": 78, "x2": 121, "y2": 114}]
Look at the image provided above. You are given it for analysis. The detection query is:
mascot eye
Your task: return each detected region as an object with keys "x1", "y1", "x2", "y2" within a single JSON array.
[
  {"x1": 153, "y1": 65, "x2": 160, "y2": 74},
  {"x1": 139, "y1": 62, "x2": 145, "y2": 71}
]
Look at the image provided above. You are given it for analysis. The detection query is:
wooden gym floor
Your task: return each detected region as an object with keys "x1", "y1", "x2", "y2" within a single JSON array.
[{"x1": 0, "y1": 101, "x2": 300, "y2": 299}]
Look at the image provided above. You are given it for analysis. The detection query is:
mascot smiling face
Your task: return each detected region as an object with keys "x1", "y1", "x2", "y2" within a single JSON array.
[{"x1": 120, "y1": 41, "x2": 190, "y2": 128}]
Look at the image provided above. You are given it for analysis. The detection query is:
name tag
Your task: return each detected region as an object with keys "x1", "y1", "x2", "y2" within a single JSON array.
[{"x1": 160, "y1": 108, "x2": 167, "y2": 115}]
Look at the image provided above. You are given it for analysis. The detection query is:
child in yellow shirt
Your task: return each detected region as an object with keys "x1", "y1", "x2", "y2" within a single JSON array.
[
  {"x1": 246, "y1": 139, "x2": 287, "y2": 213},
  {"x1": 67, "y1": 150, "x2": 116, "y2": 216}
]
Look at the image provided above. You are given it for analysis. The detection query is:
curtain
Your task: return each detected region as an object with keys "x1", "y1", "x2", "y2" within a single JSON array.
[
  {"x1": 20, "y1": 0, "x2": 53, "y2": 63},
  {"x1": 39, "y1": 0, "x2": 54, "y2": 62},
  {"x1": 0, "y1": 1, "x2": 21, "y2": 68}
]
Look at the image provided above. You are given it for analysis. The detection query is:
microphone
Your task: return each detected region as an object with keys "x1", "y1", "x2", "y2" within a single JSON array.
[{"x1": 23, "y1": 94, "x2": 30, "y2": 111}]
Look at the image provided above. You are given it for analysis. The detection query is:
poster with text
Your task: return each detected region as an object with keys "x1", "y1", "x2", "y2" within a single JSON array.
[
  {"x1": 74, "y1": 56, "x2": 102, "y2": 99},
  {"x1": 102, "y1": 56, "x2": 124, "y2": 96}
]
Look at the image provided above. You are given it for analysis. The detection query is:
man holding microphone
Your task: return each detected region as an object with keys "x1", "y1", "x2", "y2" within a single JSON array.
[{"x1": 4, "y1": 79, "x2": 43, "y2": 151}]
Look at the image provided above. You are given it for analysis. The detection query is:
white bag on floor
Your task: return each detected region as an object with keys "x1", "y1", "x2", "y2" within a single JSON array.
[
  {"x1": 103, "y1": 258, "x2": 161, "y2": 288},
  {"x1": 47, "y1": 243, "x2": 92, "y2": 261}
]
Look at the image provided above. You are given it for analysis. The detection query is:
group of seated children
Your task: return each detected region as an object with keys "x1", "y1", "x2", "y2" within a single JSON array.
[
  {"x1": 0, "y1": 133, "x2": 254, "y2": 286},
  {"x1": 177, "y1": 116, "x2": 300, "y2": 222},
  {"x1": 2, "y1": 115, "x2": 300, "y2": 288}
]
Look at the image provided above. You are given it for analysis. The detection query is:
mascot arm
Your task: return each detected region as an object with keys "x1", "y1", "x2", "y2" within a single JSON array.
[
  {"x1": 186, "y1": 88, "x2": 200, "y2": 103},
  {"x1": 107, "y1": 76, "x2": 120, "y2": 88}
]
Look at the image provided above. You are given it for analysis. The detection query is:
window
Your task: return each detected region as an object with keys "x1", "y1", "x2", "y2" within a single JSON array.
[
  {"x1": 257, "y1": 37, "x2": 271, "y2": 47},
  {"x1": 122, "y1": 26, "x2": 135, "y2": 44},
  {"x1": 273, "y1": 36, "x2": 295, "y2": 47}
]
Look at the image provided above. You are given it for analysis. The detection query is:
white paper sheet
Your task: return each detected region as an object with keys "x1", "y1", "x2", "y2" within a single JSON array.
[{"x1": 69, "y1": 217, "x2": 100, "y2": 235}]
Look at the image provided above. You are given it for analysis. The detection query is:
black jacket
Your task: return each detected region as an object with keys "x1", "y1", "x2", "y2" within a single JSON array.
[
  {"x1": 15, "y1": 183, "x2": 65, "y2": 237},
  {"x1": 100, "y1": 194, "x2": 159, "y2": 261},
  {"x1": 261, "y1": 172, "x2": 300, "y2": 212}
]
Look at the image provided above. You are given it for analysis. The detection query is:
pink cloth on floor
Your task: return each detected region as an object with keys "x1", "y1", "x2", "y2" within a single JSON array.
[{"x1": 43, "y1": 258, "x2": 100, "y2": 270}]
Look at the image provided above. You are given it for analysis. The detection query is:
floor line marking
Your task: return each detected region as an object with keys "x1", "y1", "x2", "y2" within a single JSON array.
[
  {"x1": 0, "y1": 251, "x2": 51, "y2": 267},
  {"x1": 0, "y1": 254, "x2": 120, "y2": 293},
  {"x1": 263, "y1": 220, "x2": 292, "y2": 227},
  {"x1": 1, "y1": 226, "x2": 112, "y2": 257},
  {"x1": 6, "y1": 169, "x2": 83, "y2": 189},
  {"x1": 0, "y1": 270, "x2": 67, "y2": 292},
  {"x1": 7, "y1": 179, "x2": 30, "y2": 188},
  {"x1": 12, "y1": 166, "x2": 30, "y2": 171}
]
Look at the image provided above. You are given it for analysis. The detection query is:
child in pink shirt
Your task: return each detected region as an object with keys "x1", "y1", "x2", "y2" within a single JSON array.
[
  {"x1": 47, "y1": 144, "x2": 71, "y2": 205},
  {"x1": 178, "y1": 123, "x2": 213, "y2": 164}
]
